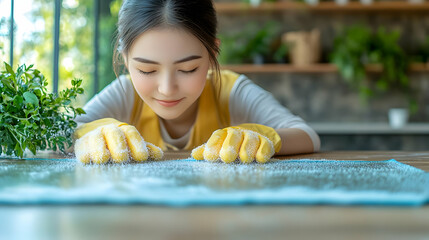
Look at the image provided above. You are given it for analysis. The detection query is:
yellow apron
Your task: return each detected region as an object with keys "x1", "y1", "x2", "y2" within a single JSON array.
[{"x1": 129, "y1": 70, "x2": 239, "y2": 150}]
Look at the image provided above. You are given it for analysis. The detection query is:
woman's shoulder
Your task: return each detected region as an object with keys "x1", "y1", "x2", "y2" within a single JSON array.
[
  {"x1": 219, "y1": 69, "x2": 240, "y2": 80},
  {"x1": 92, "y1": 75, "x2": 134, "y2": 98},
  {"x1": 109, "y1": 74, "x2": 134, "y2": 91},
  {"x1": 118, "y1": 74, "x2": 132, "y2": 84},
  {"x1": 212, "y1": 69, "x2": 243, "y2": 93}
]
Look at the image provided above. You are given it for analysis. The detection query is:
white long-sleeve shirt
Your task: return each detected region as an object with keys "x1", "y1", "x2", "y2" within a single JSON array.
[{"x1": 76, "y1": 74, "x2": 320, "y2": 151}]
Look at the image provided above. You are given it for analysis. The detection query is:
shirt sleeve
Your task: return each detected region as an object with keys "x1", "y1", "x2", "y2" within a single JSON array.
[
  {"x1": 74, "y1": 75, "x2": 134, "y2": 124},
  {"x1": 229, "y1": 75, "x2": 320, "y2": 151}
]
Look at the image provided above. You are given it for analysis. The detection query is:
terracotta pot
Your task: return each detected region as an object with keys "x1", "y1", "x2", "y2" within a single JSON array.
[{"x1": 282, "y1": 29, "x2": 321, "y2": 66}]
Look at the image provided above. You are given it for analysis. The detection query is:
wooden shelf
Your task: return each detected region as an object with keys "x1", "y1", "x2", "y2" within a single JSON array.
[
  {"x1": 221, "y1": 63, "x2": 429, "y2": 73},
  {"x1": 215, "y1": 1, "x2": 429, "y2": 13},
  {"x1": 221, "y1": 64, "x2": 337, "y2": 73},
  {"x1": 309, "y1": 122, "x2": 429, "y2": 135}
]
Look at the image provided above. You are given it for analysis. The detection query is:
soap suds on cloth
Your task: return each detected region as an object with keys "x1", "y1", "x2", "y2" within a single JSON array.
[{"x1": 0, "y1": 158, "x2": 428, "y2": 206}]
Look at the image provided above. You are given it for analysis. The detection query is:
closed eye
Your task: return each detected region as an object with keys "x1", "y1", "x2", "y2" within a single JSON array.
[
  {"x1": 180, "y1": 67, "x2": 198, "y2": 74},
  {"x1": 139, "y1": 70, "x2": 156, "y2": 75}
]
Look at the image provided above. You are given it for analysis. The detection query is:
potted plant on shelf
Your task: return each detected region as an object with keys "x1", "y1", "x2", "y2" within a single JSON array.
[
  {"x1": 219, "y1": 21, "x2": 288, "y2": 65},
  {"x1": 330, "y1": 25, "x2": 372, "y2": 99},
  {"x1": 272, "y1": 40, "x2": 289, "y2": 64},
  {"x1": 330, "y1": 25, "x2": 417, "y2": 128},
  {"x1": 412, "y1": 36, "x2": 429, "y2": 64}
]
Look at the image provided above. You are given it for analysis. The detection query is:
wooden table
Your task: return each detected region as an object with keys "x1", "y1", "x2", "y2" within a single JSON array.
[{"x1": 1, "y1": 151, "x2": 428, "y2": 240}]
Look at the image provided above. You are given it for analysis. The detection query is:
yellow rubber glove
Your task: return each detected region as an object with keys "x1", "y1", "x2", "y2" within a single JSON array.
[
  {"x1": 191, "y1": 124, "x2": 281, "y2": 164},
  {"x1": 74, "y1": 118, "x2": 163, "y2": 164}
]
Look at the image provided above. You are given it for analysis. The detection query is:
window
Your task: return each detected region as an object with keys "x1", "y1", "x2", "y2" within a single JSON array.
[{"x1": 2, "y1": 0, "x2": 121, "y2": 106}]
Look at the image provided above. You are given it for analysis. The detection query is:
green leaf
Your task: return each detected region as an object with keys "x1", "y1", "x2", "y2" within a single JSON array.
[
  {"x1": 43, "y1": 118, "x2": 52, "y2": 127},
  {"x1": 23, "y1": 92, "x2": 39, "y2": 106},
  {"x1": 76, "y1": 108, "x2": 86, "y2": 115},
  {"x1": 4, "y1": 62, "x2": 15, "y2": 79},
  {"x1": 1, "y1": 78, "x2": 15, "y2": 92},
  {"x1": 2, "y1": 93, "x2": 12, "y2": 102},
  {"x1": 13, "y1": 95, "x2": 24, "y2": 107},
  {"x1": 63, "y1": 99, "x2": 71, "y2": 105},
  {"x1": 14, "y1": 143, "x2": 23, "y2": 158},
  {"x1": 28, "y1": 142, "x2": 37, "y2": 155}
]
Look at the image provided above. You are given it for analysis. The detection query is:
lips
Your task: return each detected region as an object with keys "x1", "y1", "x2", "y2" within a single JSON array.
[{"x1": 156, "y1": 98, "x2": 184, "y2": 107}]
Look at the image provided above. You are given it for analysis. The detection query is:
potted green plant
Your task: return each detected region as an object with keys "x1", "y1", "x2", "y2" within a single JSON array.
[
  {"x1": 219, "y1": 21, "x2": 287, "y2": 65},
  {"x1": 330, "y1": 25, "x2": 373, "y2": 99},
  {"x1": 331, "y1": 25, "x2": 417, "y2": 127},
  {"x1": 413, "y1": 36, "x2": 429, "y2": 64},
  {"x1": 272, "y1": 40, "x2": 289, "y2": 64},
  {"x1": 218, "y1": 32, "x2": 244, "y2": 65},
  {"x1": 242, "y1": 22, "x2": 275, "y2": 64}
]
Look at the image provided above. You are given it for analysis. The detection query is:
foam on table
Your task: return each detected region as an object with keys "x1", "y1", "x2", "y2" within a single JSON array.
[{"x1": 0, "y1": 158, "x2": 428, "y2": 206}]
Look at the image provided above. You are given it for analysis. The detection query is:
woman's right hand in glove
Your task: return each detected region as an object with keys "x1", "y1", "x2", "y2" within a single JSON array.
[{"x1": 74, "y1": 118, "x2": 163, "y2": 164}]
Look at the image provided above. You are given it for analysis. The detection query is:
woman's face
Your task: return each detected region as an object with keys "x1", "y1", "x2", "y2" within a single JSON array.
[{"x1": 126, "y1": 27, "x2": 210, "y2": 120}]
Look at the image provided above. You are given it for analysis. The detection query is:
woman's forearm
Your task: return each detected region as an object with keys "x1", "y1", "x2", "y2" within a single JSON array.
[{"x1": 275, "y1": 128, "x2": 316, "y2": 155}]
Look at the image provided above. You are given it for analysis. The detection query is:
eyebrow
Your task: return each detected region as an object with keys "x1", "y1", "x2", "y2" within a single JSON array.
[{"x1": 132, "y1": 55, "x2": 202, "y2": 65}]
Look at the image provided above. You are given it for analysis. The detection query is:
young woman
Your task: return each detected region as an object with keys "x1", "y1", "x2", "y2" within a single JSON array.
[{"x1": 73, "y1": 0, "x2": 320, "y2": 164}]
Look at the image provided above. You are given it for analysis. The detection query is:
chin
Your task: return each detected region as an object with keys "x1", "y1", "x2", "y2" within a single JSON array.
[{"x1": 157, "y1": 109, "x2": 186, "y2": 120}]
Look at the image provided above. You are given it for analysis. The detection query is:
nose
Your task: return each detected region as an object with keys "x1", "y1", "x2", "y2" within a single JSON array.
[{"x1": 158, "y1": 72, "x2": 177, "y2": 97}]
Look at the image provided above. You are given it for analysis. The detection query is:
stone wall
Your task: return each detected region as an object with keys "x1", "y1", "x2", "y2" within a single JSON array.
[{"x1": 248, "y1": 72, "x2": 429, "y2": 123}]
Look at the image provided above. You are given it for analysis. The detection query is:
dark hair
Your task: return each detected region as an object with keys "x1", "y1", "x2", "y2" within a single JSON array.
[{"x1": 113, "y1": 0, "x2": 220, "y2": 84}]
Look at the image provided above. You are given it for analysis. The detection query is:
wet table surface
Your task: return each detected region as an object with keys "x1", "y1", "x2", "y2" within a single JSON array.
[{"x1": 1, "y1": 151, "x2": 429, "y2": 240}]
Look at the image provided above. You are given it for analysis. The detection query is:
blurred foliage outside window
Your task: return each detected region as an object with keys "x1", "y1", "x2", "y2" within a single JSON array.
[
  {"x1": 0, "y1": 17, "x2": 7, "y2": 61},
  {"x1": 0, "y1": 0, "x2": 122, "y2": 107},
  {"x1": 0, "y1": 1, "x2": 11, "y2": 63}
]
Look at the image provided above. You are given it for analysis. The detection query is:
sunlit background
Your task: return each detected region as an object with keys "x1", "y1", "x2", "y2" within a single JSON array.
[{"x1": 0, "y1": 0, "x2": 121, "y2": 106}]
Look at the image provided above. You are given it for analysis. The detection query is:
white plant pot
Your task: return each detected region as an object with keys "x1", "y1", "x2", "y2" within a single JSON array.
[
  {"x1": 335, "y1": 0, "x2": 349, "y2": 5},
  {"x1": 305, "y1": 0, "x2": 319, "y2": 6},
  {"x1": 249, "y1": 0, "x2": 262, "y2": 7},
  {"x1": 408, "y1": 0, "x2": 424, "y2": 4},
  {"x1": 388, "y1": 108, "x2": 409, "y2": 129},
  {"x1": 360, "y1": 0, "x2": 373, "y2": 5}
]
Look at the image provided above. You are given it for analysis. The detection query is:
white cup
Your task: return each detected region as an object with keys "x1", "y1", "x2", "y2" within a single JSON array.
[
  {"x1": 249, "y1": 0, "x2": 261, "y2": 7},
  {"x1": 388, "y1": 108, "x2": 409, "y2": 129},
  {"x1": 360, "y1": 0, "x2": 373, "y2": 5},
  {"x1": 305, "y1": 0, "x2": 319, "y2": 5},
  {"x1": 408, "y1": 0, "x2": 424, "y2": 4},
  {"x1": 335, "y1": 0, "x2": 349, "y2": 5}
]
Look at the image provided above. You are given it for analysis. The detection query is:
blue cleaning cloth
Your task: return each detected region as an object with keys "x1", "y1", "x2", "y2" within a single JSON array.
[{"x1": 0, "y1": 158, "x2": 428, "y2": 206}]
